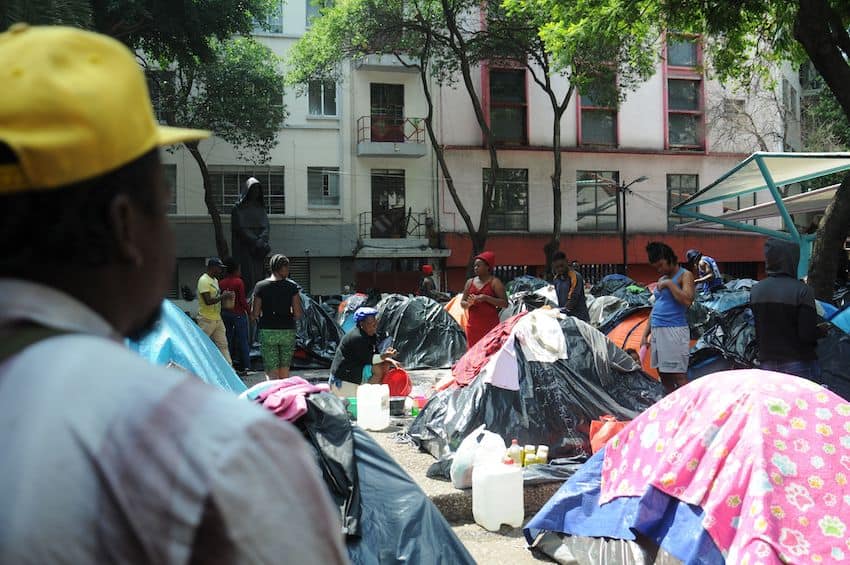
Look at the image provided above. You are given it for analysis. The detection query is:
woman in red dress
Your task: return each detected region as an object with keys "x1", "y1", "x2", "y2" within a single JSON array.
[{"x1": 461, "y1": 251, "x2": 508, "y2": 348}]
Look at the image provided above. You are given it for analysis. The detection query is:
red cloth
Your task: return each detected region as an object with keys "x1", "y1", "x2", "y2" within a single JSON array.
[
  {"x1": 219, "y1": 275, "x2": 249, "y2": 315},
  {"x1": 451, "y1": 312, "x2": 527, "y2": 387},
  {"x1": 464, "y1": 279, "x2": 501, "y2": 348}
]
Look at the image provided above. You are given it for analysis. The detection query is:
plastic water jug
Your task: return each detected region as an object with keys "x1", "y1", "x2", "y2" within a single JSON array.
[
  {"x1": 472, "y1": 461, "x2": 524, "y2": 531},
  {"x1": 357, "y1": 383, "x2": 390, "y2": 430}
]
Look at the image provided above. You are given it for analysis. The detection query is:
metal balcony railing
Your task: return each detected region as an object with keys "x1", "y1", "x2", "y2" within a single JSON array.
[
  {"x1": 359, "y1": 209, "x2": 429, "y2": 239},
  {"x1": 357, "y1": 115, "x2": 426, "y2": 144}
]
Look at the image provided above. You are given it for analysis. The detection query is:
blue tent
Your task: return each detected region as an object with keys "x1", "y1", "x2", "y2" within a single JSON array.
[{"x1": 128, "y1": 300, "x2": 246, "y2": 394}]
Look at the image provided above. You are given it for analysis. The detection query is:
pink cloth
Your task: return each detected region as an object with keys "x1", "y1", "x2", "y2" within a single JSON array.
[
  {"x1": 600, "y1": 370, "x2": 850, "y2": 564},
  {"x1": 257, "y1": 377, "x2": 330, "y2": 422}
]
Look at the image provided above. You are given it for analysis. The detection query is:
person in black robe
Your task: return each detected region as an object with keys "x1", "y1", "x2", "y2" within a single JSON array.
[{"x1": 231, "y1": 177, "x2": 271, "y2": 295}]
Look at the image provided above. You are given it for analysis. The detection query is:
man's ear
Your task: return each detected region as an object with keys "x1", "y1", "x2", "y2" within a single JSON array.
[{"x1": 108, "y1": 193, "x2": 144, "y2": 268}]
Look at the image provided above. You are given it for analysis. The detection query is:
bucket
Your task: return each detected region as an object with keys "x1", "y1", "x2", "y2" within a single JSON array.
[
  {"x1": 357, "y1": 383, "x2": 390, "y2": 430},
  {"x1": 472, "y1": 461, "x2": 524, "y2": 531},
  {"x1": 383, "y1": 367, "x2": 412, "y2": 397}
]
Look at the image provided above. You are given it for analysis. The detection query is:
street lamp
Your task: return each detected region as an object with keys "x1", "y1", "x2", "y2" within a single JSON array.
[{"x1": 619, "y1": 176, "x2": 649, "y2": 275}]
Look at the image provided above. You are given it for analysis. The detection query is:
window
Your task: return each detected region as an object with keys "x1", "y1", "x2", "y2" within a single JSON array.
[
  {"x1": 667, "y1": 174, "x2": 698, "y2": 230},
  {"x1": 308, "y1": 80, "x2": 337, "y2": 116},
  {"x1": 164, "y1": 164, "x2": 177, "y2": 215},
  {"x1": 208, "y1": 166, "x2": 285, "y2": 215},
  {"x1": 789, "y1": 85, "x2": 799, "y2": 122},
  {"x1": 253, "y1": 1, "x2": 284, "y2": 33},
  {"x1": 306, "y1": 0, "x2": 331, "y2": 25},
  {"x1": 667, "y1": 37, "x2": 698, "y2": 67},
  {"x1": 483, "y1": 168, "x2": 529, "y2": 231},
  {"x1": 308, "y1": 167, "x2": 340, "y2": 207},
  {"x1": 579, "y1": 89, "x2": 617, "y2": 146},
  {"x1": 666, "y1": 35, "x2": 704, "y2": 150},
  {"x1": 489, "y1": 69, "x2": 527, "y2": 145},
  {"x1": 576, "y1": 170, "x2": 619, "y2": 231}
]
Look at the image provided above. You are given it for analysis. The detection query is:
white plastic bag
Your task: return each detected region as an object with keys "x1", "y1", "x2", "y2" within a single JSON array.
[{"x1": 450, "y1": 424, "x2": 507, "y2": 489}]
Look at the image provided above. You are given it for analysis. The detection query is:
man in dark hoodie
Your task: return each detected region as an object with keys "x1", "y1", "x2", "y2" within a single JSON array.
[{"x1": 750, "y1": 238, "x2": 820, "y2": 379}]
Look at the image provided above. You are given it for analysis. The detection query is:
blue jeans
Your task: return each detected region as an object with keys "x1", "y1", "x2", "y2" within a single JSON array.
[
  {"x1": 222, "y1": 311, "x2": 250, "y2": 370},
  {"x1": 759, "y1": 359, "x2": 821, "y2": 381}
]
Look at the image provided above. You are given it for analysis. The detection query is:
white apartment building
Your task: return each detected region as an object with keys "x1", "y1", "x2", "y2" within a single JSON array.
[{"x1": 162, "y1": 3, "x2": 802, "y2": 295}]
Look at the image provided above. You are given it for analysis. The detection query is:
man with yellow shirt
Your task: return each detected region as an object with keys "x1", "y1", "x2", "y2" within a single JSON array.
[{"x1": 197, "y1": 257, "x2": 233, "y2": 364}]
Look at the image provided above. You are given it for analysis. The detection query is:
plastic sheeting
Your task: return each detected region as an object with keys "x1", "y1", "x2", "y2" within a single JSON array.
[
  {"x1": 499, "y1": 291, "x2": 556, "y2": 321},
  {"x1": 338, "y1": 293, "x2": 367, "y2": 333},
  {"x1": 689, "y1": 305, "x2": 757, "y2": 368},
  {"x1": 347, "y1": 426, "x2": 475, "y2": 565},
  {"x1": 827, "y1": 305, "x2": 850, "y2": 333},
  {"x1": 814, "y1": 326, "x2": 850, "y2": 400},
  {"x1": 376, "y1": 294, "x2": 467, "y2": 370},
  {"x1": 525, "y1": 449, "x2": 723, "y2": 565},
  {"x1": 587, "y1": 296, "x2": 627, "y2": 329},
  {"x1": 724, "y1": 278, "x2": 757, "y2": 291},
  {"x1": 506, "y1": 275, "x2": 549, "y2": 294},
  {"x1": 408, "y1": 316, "x2": 665, "y2": 470},
  {"x1": 589, "y1": 274, "x2": 634, "y2": 297},
  {"x1": 694, "y1": 288, "x2": 750, "y2": 313},
  {"x1": 293, "y1": 292, "x2": 345, "y2": 369},
  {"x1": 128, "y1": 300, "x2": 247, "y2": 394}
]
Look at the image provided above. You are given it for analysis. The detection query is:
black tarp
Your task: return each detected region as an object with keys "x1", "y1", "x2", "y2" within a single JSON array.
[
  {"x1": 408, "y1": 317, "x2": 665, "y2": 475},
  {"x1": 589, "y1": 274, "x2": 635, "y2": 297},
  {"x1": 500, "y1": 290, "x2": 556, "y2": 321},
  {"x1": 347, "y1": 427, "x2": 475, "y2": 564},
  {"x1": 376, "y1": 294, "x2": 467, "y2": 370},
  {"x1": 689, "y1": 305, "x2": 850, "y2": 401},
  {"x1": 506, "y1": 275, "x2": 549, "y2": 295},
  {"x1": 694, "y1": 287, "x2": 751, "y2": 313},
  {"x1": 293, "y1": 291, "x2": 345, "y2": 369},
  {"x1": 289, "y1": 392, "x2": 473, "y2": 564}
]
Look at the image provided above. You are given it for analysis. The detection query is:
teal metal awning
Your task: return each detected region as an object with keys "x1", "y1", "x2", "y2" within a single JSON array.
[{"x1": 673, "y1": 152, "x2": 850, "y2": 277}]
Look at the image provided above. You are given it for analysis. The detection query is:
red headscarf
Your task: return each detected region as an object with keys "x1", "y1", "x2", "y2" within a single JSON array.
[
  {"x1": 421, "y1": 264, "x2": 433, "y2": 275},
  {"x1": 474, "y1": 251, "x2": 496, "y2": 269}
]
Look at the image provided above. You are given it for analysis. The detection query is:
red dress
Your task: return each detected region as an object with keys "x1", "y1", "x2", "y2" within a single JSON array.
[{"x1": 465, "y1": 279, "x2": 501, "y2": 348}]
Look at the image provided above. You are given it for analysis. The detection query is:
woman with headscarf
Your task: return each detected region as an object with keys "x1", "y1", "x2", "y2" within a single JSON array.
[
  {"x1": 460, "y1": 251, "x2": 508, "y2": 348},
  {"x1": 251, "y1": 254, "x2": 303, "y2": 379},
  {"x1": 231, "y1": 177, "x2": 271, "y2": 295}
]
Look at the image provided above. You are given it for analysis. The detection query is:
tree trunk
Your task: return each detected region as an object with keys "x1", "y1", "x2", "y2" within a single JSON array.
[
  {"x1": 186, "y1": 141, "x2": 230, "y2": 258},
  {"x1": 793, "y1": 0, "x2": 850, "y2": 300},
  {"x1": 809, "y1": 173, "x2": 850, "y2": 300}
]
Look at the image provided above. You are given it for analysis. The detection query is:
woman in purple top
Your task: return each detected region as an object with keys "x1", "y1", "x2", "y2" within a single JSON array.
[{"x1": 640, "y1": 242, "x2": 695, "y2": 394}]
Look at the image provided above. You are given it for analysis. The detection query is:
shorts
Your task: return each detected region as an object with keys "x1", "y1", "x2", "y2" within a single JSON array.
[
  {"x1": 328, "y1": 365, "x2": 374, "y2": 397},
  {"x1": 258, "y1": 329, "x2": 296, "y2": 370},
  {"x1": 650, "y1": 325, "x2": 689, "y2": 373}
]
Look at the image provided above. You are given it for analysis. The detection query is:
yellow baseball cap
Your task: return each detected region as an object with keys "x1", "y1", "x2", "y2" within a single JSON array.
[{"x1": 0, "y1": 24, "x2": 210, "y2": 194}]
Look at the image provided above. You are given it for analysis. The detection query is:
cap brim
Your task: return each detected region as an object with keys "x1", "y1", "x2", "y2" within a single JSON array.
[{"x1": 157, "y1": 124, "x2": 210, "y2": 147}]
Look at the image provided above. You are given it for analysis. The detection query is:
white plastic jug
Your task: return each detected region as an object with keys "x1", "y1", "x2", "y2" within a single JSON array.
[
  {"x1": 472, "y1": 461, "x2": 524, "y2": 531},
  {"x1": 356, "y1": 383, "x2": 390, "y2": 430}
]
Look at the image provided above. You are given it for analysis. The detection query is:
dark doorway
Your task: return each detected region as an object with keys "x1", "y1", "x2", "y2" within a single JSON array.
[
  {"x1": 370, "y1": 83, "x2": 404, "y2": 142},
  {"x1": 371, "y1": 169, "x2": 406, "y2": 238}
]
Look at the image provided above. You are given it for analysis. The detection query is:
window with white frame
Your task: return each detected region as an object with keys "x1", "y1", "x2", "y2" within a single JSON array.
[
  {"x1": 163, "y1": 164, "x2": 177, "y2": 215},
  {"x1": 667, "y1": 174, "x2": 698, "y2": 230},
  {"x1": 208, "y1": 166, "x2": 285, "y2": 215},
  {"x1": 576, "y1": 170, "x2": 619, "y2": 231},
  {"x1": 307, "y1": 167, "x2": 340, "y2": 207},
  {"x1": 666, "y1": 35, "x2": 704, "y2": 149},
  {"x1": 308, "y1": 80, "x2": 337, "y2": 116},
  {"x1": 253, "y1": 1, "x2": 284, "y2": 33},
  {"x1": 483, "y1": 168, "x2": 529, "y2": 231}
]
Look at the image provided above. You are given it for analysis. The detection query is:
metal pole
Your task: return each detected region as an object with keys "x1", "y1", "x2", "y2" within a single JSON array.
[{"x1": 621, "y1": 183, "x2": 628, "y2": 275}]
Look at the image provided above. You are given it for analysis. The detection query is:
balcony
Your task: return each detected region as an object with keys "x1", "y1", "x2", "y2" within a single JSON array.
[
  {"x1": 357, "y1": 115, "x2": 427, "y2": 158},
  {"x1": 356, "y1": 210, "x2": 450, "y2": 258},
  {"x1": 354, "y1": 54, "x2": 419, "y2": 72}
]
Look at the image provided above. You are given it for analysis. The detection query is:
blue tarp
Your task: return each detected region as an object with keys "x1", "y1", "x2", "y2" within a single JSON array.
[
  {"x1": 128, "y1": 300, "x2": 247, "y2": 394},
  {"x1": 525, "y1": 448, "x2": 723, "y2": 564},
  {"x1": 826, "y1": 305, "x2": 850, "y2": 333}
]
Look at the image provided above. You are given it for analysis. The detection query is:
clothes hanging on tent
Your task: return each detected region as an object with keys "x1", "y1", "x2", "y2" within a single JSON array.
[
  {"x1": 449, "y1": 312, "x2": 527, "y2": 389},
  {"x1": 256, "y1": 377, "x2": 330, "y2": 422}
]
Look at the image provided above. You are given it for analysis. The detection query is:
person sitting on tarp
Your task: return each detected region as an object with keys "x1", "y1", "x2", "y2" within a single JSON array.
[
  {"x1": 686, "y1": 248, "x2": 723, "y2": 295},
  {"x1": 550, "y1": 250, "x2": 589, "y2": 322},
  {"x1": 329, "y1": 307, "x2": 399, "y2": 397}
]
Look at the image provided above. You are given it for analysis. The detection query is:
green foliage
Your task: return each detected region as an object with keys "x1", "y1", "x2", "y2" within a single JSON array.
[
  {"x1": 810, "y1": 89, "x2": 850, "y2": 149},
  {"x1": 1, "y1": 0, "x2": 92, "y2": 29},
  {"x1": 148, "y1": 37, "x2": 287, "y2": 164},
  {"x1": 2, "y1": 0, "x2": 276, "y2": 64}
]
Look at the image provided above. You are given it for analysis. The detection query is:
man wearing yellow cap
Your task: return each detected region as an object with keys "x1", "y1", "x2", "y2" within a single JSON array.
[{"x1": 0, "y1": 25, "x2": 348, "y2": 564}]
